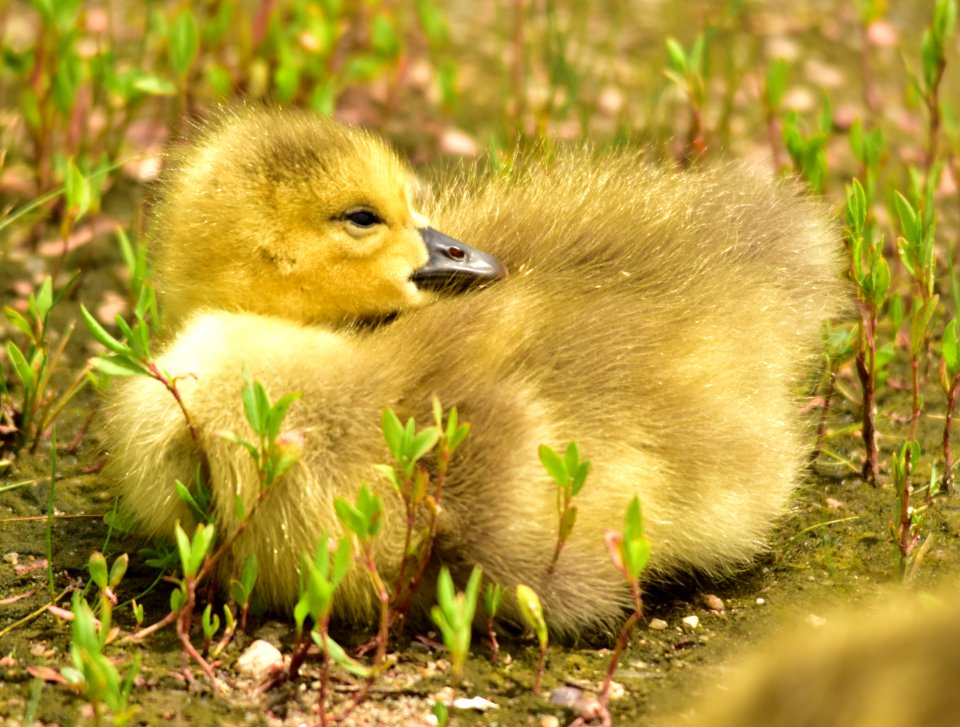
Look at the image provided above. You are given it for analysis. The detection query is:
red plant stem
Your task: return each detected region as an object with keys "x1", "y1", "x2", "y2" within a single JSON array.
[
  {"x1": 897, "y1": 471, "x2": 915, "y2": 580},
  {"x1": 811, "y1": 366, "x2": 838, "y2": 463},
  {"x1": 546, "y1": 529, "x2": 566, "y2": 576},
  {"x1": 367, "y1": 554, "x2": 391, "y2": 672},
  {"x1": 924, "y1": 60, "x2": 945, "y2": 175},
  {"x1": 599, "y1": 581, "x2": 643, "y2": 710},
  {"x1": 487, "y1": 615, "x2": 500, "y2": 664},
  {"x1": 943, "y1": 376, "x2": 960, "y2": 494},
  {"x1": 176, "y1": 577, "x2": 220, "y2": 690},
  {"x1": 288, "y1": 633, "x2": 310, "y2": 679},
  {"x1": 859, "y1": 23, "x2": 881, "y2": 112},
  {"x1": 856, "y1": 306, "x2": 880, "y2": 485},
  {"x1": 148, "y1": 362, "x2": 200, "y2": 443},
  {"x1": 532, "y1": 640, "x2": 547, "y2": 695},
  {"x1": 907, "y1": 355, "x2": 922, "y2": 460},
  {"x1": 765, "y1": 112, "x2": 784, "y2": 174},
  {"x1": 316, "y1": 626, "x2": 332, "y2": 726},
  {"x1": 391, "y1": 461, "x2": 448, "y2": 622}
]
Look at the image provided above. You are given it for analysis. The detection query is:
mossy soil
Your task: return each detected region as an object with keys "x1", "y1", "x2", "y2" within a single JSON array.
[{"x1": 2, "y1": 346, "x2": 960, "y2": 727}]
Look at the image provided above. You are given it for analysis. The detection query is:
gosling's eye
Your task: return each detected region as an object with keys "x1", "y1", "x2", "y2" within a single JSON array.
[{"x1": 344, "y1": 209, "x2": 383, "y2": 228}]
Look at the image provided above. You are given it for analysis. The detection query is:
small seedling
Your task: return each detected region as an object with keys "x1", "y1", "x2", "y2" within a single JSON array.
[
  {"x1": 377, "y1": 399, "x2": 469, "y2": 623},
  {"x1": 664, "y1": 34, "x2": 707, "y2": 158},
  {"x1": 335, "y1": 483, "x2": 391, "y2": 670},
  {"x1": 516, "y1": 583, "x2": 548, "y2": 694},
  {"x1": 539, "y1": 441, "x2": 590, "y2": 574},
  {"x1": 782, "y1": 101, "x2": 830, "y2": 194},
  {"x1": 484, "y1": 581, "x2": 504, "y2": 663},
  {"x1": 291, "y1": 534, "x2": 355, "y2": 680},
  {"x1": 218, "y1": 368, "x2": 303, "y2": 492},
  {"x1": 81, "y1": 295, "x2": 201, "y2": 442},
  {"x1": 845, "y1": 177, "x2": 889, "y2": 485},
  {"x1": 229, "y1": 553, "x2": 259, "y2": 631},
  {"x1": 431, "y1": 566, "x2": 482, "y2": 684},
  {"x1": 86, "y1": 550, "x2": 129, "y2": 647},
  {"x1": 599, "y1": 495, "x2": 651, "y2": 716},
  {"x1": 3, "y1": 274, "x2": 87, "y2": 454},
  {"x1": 889, "y1": 441, "x2": 933, "y2": 580},
  {"x1": 60, "y1": 592, "x2": 140, "y2": 725}
]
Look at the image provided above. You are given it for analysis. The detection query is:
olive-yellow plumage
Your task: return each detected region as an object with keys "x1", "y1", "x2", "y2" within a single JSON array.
[{"x1": 103, "y1": 107, "x2": 845, "y2": 636}]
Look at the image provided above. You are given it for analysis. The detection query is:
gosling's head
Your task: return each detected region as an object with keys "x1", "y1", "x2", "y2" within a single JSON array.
[{"x1": 152, "y1": 106, "x2": 505, "y2": 329}]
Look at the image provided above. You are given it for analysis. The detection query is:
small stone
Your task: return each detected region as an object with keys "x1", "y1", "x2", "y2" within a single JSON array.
[
  {"x1": 439, "y1": 128, "x2": 479, "y2": 157},
  {"x1": 756, "y1": 597, "x2": 766, "y2": 606},
  {"x1": 3, "y1": 552, "x2": 19, "y2": 565},
  {"x1": 806, "y1": 614, "x2": 828, "y2": 628},
  {"x1": 452, "y1": 696, "x2": 498, "y2": 712},
  {"x1": 826, "y1": 497, "x2": 844, "y2": 511},
  {"x1": 540, "y1": 716, "x2": 561, "y2": 727},
  {"x1": 700, "y1": 593, "x2": 725, "y2": 612},
  {"x1": 235, "y1": 639, "x2": 284, "y2": 680},
  {"x1": 549, "y1": 686, "x2": 583, "y2": 708},
  {"x1": 607, "y1": 680, "x2": 626, "y2": 700},
  {"x1": 681, "y1": 615, "x2": 700, "y2": 631},
  {"x1": 648, "y1": 618, "x2": 669, "y2": 630}
]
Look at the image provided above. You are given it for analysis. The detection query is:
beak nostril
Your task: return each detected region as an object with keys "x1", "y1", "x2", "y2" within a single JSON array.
[{"x1": 447, "y1": 246, "x2": 466, "y2": 261}]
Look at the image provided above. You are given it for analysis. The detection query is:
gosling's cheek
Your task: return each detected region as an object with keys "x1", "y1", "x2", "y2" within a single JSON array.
[{"x1": 404, "y1": 281, "x2": 433, "y2": 307}]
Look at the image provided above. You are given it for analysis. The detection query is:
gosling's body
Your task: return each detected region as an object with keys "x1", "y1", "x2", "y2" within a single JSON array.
[{"x1": 103, "y1": 109, "x2": 844, "y2": 636}]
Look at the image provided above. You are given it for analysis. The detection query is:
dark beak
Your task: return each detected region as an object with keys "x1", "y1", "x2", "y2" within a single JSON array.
[{"x1": 411, "y1": 227, "x2": 508, "y2": 292}]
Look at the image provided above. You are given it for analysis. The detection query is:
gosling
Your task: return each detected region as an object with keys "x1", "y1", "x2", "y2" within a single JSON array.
[{"x1": 102, "y1": 107, "x2": 845, "y2": 636}]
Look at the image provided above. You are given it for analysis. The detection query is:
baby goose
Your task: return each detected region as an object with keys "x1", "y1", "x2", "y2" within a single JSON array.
[{"x1": 102, "y1": 108, "x2": 845, "y2": 636}]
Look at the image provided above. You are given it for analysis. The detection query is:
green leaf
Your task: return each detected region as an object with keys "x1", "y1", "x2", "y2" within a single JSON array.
[
  {"x1": 265, "y1": 392, "x2": 301, "y2": 442},
  {"x1": 64, "y1": 159, "x2": 91, "y2": 220},
  {"x1": 538, "y1": 444, "x2": 567, "y2": 487},
  {"x1": 381, "y1": 408, "x2": 405, "y2": 460},
  {"x1": 87, "y1": 551, "x2": 108, "y2": 589},
  {"x1": 34, "y1": 277, "x2": 53, "y2": 322},
  {"x1": 189, "y1": 523, "x2": 215, "y2": 577},
  {"x1": 202, "y1": 603, "x2": 220, "y2": 637},
  {"x1": 935, "y1": 0, "x2": 958, "y2": 40},
  {"x1": 943, "y1": 320, "x2": 959, "y2": 373},
  {"x1": 314, "y1": 633, "x2": 371, "y2": 677},
  {"x1": 241, "y1": 377, "x2": 266, "y2": 436},
  {"x1": 170, "y1": 587, "x2": 186, "y2": 612},
  {"x1": 6, "y1": 341, "x2": 35, "y2": 391},
  {"x1": 80, "y1": 304, "x2": 130, "y2": 355},
  {"x1": 409, "y1": 427, "x2": 441, "y2": 464},
  {"x1": 894, "y1": 191, "x2": 921, "y2": 246},
  {"x1": 516, "y1": 583, "x2": 548, "y2": 647},
  {"x1": 485, "y1": 582, "x2": 504, "y2": 616},
  {"x1": 331, "y1": 536, "x2": 352, "y2": 586},
  {"x1": 4, "y1": 306, "x2": 33, "y2": 338},
  {"x1": 334, "y1": 497, "x2": 365, "y2": 539},
  {"x1": 131, "y1": 73, "x2": 176, "y2": 96},
  {"x1": 371, "y1": 15, "x2": 401, "y2": 56},
  {"x1": 665, "y1": 37, "x2": 687, "y2": 73},
  {"x1": 764, "y1": 58, "x2": 788, "y2": 109},
  {"x1": 169, "y1": 11, "x2": 199, "y2": 78},
  {"x1": 90, "y1": 355, "x2": 148, "y2": 378},
  {"x1": 108, "y1": 553, "x2": 129, "y2": 588},
  {"x1": 175, "y1": 479, "x2": 208, "y2": 524},
  {"x1": 174, "y1": 523, "x2": 193, "y2": 577}
]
